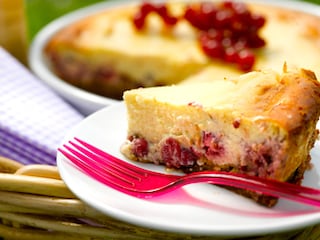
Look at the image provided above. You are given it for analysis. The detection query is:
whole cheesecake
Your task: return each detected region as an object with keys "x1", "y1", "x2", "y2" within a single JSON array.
[
  {"x1": 121, "y1": 66, "x2": 320, "y2": 206},
  {"x1": 44, "y1": 1, "x2": 320, "y2": 99}
]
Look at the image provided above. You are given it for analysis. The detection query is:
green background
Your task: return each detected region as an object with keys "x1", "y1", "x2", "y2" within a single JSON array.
[{"x1": 25, "y1": 0, "x2": 105, "y2": 42}]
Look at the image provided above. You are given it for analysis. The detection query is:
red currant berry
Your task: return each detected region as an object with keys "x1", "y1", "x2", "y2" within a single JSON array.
[
  {"x1": 154, "y1": 4, "x2": 168, "y2": 17},
  {"x1": 251, "y1": 14, "x2": 266, "y2": 28},
  {"x1": 224, "y1": 47, "x2": 238, "y2": 63},
  {"x1": 133, "y1": 11, "x2": 146, "y2": 30},
  {"x1": 140, "y1": 2, "x2": 155, "y2": 16},
  {"x1": 248, "y1": 34, "x2": 266, "y2": 48},
  {"x1": 184, "y1": 5, "x2": 203, "y2": 29},
  {"x1": 163, "y1": 15, "x2": 179, "y2": 26},
  {"x1": 198, "y1": 2, "x2": 218, "y2": 30},
  {"x1": 201, "y1": 38, "x2": 225, "y2": 58},
  {"x1": 237, "y1": 49, "x2": 255, "y2": 71},
  {"x1": 215, "y1": 8, "x2": 234, "y2": 29},
  {"x1": 132, "y1": 137, "x2": 149, "y2": 157},
  {"x1": 206, "y1": 29, "x2": 224, "y2": 41}
]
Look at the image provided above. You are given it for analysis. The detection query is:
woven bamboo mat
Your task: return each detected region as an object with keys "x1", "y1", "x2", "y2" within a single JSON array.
[{"x1": 0, "y1": 156, "x2": 319, "y2": 240}]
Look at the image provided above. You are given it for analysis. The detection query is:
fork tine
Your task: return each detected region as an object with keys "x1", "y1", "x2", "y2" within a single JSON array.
[
  {"x1": 65, "y1": 143, "x2": 136, "y2": 184},
  {"x1": 73, "y1": 138, "x2": 179, "y2": 179},
  {"x1": 74, "y1": 137, "x2": 148, "y2": 177},
  {"x1": 59, "y1": 141, "x2": 144, "y2": 189},
  {"x1": 68, "y1": 140, "x2": 142, "y2": 182},
  {"x1": 58, "y1": 147, "x2": 133, "y2": 189}
]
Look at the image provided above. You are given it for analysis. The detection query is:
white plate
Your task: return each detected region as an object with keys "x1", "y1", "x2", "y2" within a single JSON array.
[
  {"x1": 29, "y1": 0, "x2": 320, "y2": 116},
  {"x1": 57, "y1": 102, "x2": 320, "y2": 237}
]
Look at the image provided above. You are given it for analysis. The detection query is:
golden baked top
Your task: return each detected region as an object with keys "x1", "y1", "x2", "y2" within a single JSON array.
[{"x1": 124, "y1": 66, "x2": 320, "y2": 132}]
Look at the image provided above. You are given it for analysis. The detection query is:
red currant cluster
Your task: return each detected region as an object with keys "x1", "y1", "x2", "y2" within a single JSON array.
[
  {"x1": 133, "y1": 1, "x2": 266, "y2": 71},
  {"x1": 133, "y1": 1, "x2": 178, "y2": 29}
]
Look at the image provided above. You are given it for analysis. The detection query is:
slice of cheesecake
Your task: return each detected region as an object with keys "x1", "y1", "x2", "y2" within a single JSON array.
[
  {"x1": 44, "y1": 1, "x2": 320, "y2": 100},
  {"x1": 121, "y1": 66, "x2": 320, "y2": 206}
]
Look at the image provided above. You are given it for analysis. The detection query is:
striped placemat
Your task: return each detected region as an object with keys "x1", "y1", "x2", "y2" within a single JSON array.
[{"x1": 0, "y1": 47, "x2": 84, "y2": 165}]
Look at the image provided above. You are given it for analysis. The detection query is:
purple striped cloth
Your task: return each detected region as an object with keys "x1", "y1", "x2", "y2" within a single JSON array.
[{"x1": 0, "y1": 47, "x2": 84, "y2": 165}]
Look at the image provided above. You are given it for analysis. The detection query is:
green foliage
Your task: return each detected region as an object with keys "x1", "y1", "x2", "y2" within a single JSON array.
[{"x1": 25, "y1": 0, "x2": 105, "y2": 41}]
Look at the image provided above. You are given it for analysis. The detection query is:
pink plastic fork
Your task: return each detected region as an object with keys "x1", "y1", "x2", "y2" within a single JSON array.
[{"x1": 58, "y1": 138, "x2": 320, "y2": 207}]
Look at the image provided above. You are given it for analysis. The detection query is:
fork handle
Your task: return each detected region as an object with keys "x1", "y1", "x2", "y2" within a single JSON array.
[{"x1": 167, "y1": 171, "x2": 320, "y2": 207}]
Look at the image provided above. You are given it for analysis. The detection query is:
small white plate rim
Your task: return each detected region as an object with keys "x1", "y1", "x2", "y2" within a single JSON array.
[{"x1": 57, "y1": 102, "x2": 320, "y2": 237}]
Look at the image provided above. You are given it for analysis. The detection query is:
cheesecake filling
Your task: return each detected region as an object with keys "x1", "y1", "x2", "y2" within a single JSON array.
[{"x1": 121, "y1": 126, "x2": 286, "y2": 180}]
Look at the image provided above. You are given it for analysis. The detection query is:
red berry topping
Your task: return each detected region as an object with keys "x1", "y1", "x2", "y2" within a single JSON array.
[
  {"x1": 132, "y1": 1, "x2": 266, "y2": 72},
  {"x1": 224, "y1": 46, "x2": 238, "y2": 63},
  {"x1": 133, "y1": 1, "x2": 178, "y2": 29},
  {"x1": 200, "y1": 37, "x2": 224, "y2": 58},
  {"x1": 133, "y1": 11, "x2": 146, "y2": 30},
  {"x1": 251, "y1": 14, "x2": 266, "y2": 28},
  {"x1": 237, "y1": 49, "x2": 255, "y2": 71},
  {"x1": 154, "y1": 4, "x2": 167, "y2": 16},
  {"x1": 141, "y1": 2, "x2": 155, "y2": 14}
]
